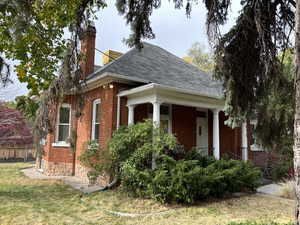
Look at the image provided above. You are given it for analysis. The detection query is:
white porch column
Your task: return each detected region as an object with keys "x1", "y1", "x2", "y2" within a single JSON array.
[
  {"x1": 151, "y1": 101, "x2": 161, "y2": 170},
  {"x1": 213, "y1": 109, "x2": 220, "y2": 160},
  {"x1": 242, "y1": 122, "x2": 248, "y2": 161},
  {"x1": 152, "y1": 101, "x2": 161, "y2": 128},
  {"x1": 127, "y1": 104, "x2": 135, "y2": 125}
]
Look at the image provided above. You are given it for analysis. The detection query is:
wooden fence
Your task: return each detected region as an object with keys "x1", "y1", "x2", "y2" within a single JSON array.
[{"x1": 0, "y1": 147, "x2": 36, "y2": 162}]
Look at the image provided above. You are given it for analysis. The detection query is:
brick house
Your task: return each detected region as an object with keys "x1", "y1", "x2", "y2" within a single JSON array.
[{"x1": 39, "y1": 25, "x2": 267, "y2": 185}]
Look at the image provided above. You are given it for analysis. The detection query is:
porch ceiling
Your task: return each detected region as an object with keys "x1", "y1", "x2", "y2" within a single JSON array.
[{"x1": 118, "y1": 83, "x2": 225, "y2": 110}]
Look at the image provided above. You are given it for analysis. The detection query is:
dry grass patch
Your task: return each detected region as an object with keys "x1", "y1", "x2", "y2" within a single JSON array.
[
  {"x1": 279, "y1": 180, "x2": 296, "y2": 200},
  {"x1": 0, "y1": 163, "x2": 294, "y2": 225}
]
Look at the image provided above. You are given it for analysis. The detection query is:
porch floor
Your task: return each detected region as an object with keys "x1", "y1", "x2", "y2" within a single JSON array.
[{"x1": 22, "y1": 167, "x2": 103, "y2": 194}]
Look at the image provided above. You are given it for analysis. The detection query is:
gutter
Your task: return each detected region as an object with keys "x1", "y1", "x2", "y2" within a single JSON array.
[
  {"x1": 118, "y1": 83, "x2": 224, "y2": 100},
  {"x1": 86, "y1": 72, "x2": 150, "y2": 85}
]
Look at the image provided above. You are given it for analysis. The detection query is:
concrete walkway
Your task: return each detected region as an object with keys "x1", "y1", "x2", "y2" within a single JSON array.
[
  {"x1": 257, "y1": 183, "x2": 283, "y2": 196},
  {"x1": 22, "y1": 167, "x2": 104, "y2": 194}
]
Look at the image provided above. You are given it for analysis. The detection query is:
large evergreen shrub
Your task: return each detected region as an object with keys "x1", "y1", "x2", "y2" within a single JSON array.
[{"x1": 81, "y1": 120, "x2": 262, "y2": 204}]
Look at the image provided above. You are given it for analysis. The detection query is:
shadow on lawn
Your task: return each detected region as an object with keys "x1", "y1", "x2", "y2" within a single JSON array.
[{"x1": 0, "y1": 183, "x2": 81, "y2": 201}]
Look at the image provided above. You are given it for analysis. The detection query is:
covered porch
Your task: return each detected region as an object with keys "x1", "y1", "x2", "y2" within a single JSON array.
[{"x1": 118, "y1": 83, "x2": 249, "y2": 161}]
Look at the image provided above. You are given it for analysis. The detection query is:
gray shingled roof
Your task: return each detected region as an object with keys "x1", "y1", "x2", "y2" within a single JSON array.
[
  {"x1": 88, "y1": 43, "x2": 223, "y2": 98},
  {"x1": 94, "y1": 65, "x2": 101, "y2": 71}
]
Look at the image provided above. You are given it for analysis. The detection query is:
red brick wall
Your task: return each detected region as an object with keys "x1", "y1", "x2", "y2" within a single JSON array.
[
  {"x1": 80, "y1": 25, "x2": 96, "y2": 78},
  {"x1": 219, "y1": 111, "x2": 241, "y2": 159},
  {"x1": 75, "y1": 83, "x2": 126, "y2": 163},
  {"x1": 172, "y1": 105, "x2": 197, "y2": 150},
  {"x1": 42, "y1": 83, "x2": 131, "y2": 170},
  {"x1": 208, "y1": 110, "x2": 213, "y2": 156},
  {"x1": 246, "y1": 121, "x2": 271, "y2": 167},
  {"x1": 75, "y1": 87, "x2": 102, "y2": 164},
  {"x1": 120, "y1": 102, "x2": 198, "y2": 151},
  {"x1": 134, "y1": 104, "x2": 148, "y2": 123},
  {"x1": 42, "y1": 96, "x2": 74, "y2": 164},
  {"x1": 120, "y1": 96, "x2": 128, "y2": 126}
]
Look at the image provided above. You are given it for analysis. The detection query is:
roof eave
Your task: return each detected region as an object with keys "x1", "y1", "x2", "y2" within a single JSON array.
[{"x1": 118, "y1": 83, "x2": 224, "y2": 100}]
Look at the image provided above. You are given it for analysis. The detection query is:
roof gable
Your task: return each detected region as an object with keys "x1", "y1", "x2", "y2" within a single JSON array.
[{"x1": 88, "y1": 42, "x2": 223, "y2": 98}]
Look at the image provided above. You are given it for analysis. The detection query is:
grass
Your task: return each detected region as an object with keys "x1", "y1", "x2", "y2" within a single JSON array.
[
  {"x1": 279, "y1": 179, "x2": 295, "y2": 200},
  {"x1": 0, "y1": 163, "x2": 295, "y2": 225}
]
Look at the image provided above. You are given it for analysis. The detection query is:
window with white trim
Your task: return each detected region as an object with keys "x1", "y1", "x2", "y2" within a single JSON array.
[
  {"x1": 250, "y1": 120, "x2": 264, "y2": 151},
  {"x1": 56, "y1": 104, "x2": 71, "y2": 143},
  {"x1": 91, "y1": 99, "x2": 101, "y2": 140},
  {"x1": 148, "y1": 104, "x2": 172, "y2": 133}
]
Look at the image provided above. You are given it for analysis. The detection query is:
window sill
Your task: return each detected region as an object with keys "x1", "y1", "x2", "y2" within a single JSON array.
[
  {"x1": 250, "y1": 145, "x2": 264, "y2": 152},
  {"x1": 52, "y1": 142, "x2": 71, "y2": 147}
]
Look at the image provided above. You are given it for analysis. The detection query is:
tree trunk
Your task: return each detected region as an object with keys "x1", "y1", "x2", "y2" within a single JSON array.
[{"x1": 295, "y1": 1, "x2": 300, "y2": 224}]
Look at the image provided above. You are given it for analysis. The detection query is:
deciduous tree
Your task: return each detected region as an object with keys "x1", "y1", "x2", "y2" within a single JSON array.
[{"x1": 187, "y1": 42, "x2": 214, "y2": 72}]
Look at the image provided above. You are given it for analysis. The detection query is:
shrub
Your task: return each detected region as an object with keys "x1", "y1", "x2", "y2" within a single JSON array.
[
  {"x1": 78, "y1": 140, "x2": 112, "y2": 183},
  {"x1": 84, "y1": 121, "x2": 262, "y2": 204},
  {"x1": 108, "y1": 120, "x2": 177, "y2": 177},
  {"x1": 271, "y1": 160, "x2": 293, "y2": 181},
  {"x1": 119, "y1": 141, "x2": 261, "y2": 203}
]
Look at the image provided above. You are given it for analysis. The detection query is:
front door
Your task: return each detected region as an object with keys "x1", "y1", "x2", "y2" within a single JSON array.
[{"x1": 196, "y1": 117, "x2": 209, "y2": 155}]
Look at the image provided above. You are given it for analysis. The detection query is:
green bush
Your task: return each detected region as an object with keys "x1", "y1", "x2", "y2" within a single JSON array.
[
  {"x1": 88, "y1": 121, "x2": 262, "y2": 204},
  {"x1": 108, "y1": 122, "x2": 261, "y2": 203},
  {"x1": 121, "y1": 155, "x2": 261, "y2": 203},
  {"x1": 271, "y1": 160, "x2": 293, "y2": 181},
  {"x1": 108, "y1": 120, "x2": 177, "y2": 176},
  {"x1": 78, "y1": 140, "x2": 112, "y2": 182}
]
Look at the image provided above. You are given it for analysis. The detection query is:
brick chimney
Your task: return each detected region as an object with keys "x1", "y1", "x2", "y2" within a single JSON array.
[{"x1": 80, "y1": 23, "x2": 96, "y2": 78}]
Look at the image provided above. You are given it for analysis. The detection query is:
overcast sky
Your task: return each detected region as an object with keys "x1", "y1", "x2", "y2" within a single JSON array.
[{"x1": 1, "y1": 0, "x2": 241, "y2": 101}]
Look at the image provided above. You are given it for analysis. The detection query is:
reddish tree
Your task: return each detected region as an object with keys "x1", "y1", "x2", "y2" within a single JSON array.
[{"x1": 0, "y1": 102, "x2": 33, "y2": 146}]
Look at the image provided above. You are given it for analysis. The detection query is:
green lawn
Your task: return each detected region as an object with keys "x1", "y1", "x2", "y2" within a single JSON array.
[{"x1": 0, "y1": 163, "x2": 294, "y2": 225}]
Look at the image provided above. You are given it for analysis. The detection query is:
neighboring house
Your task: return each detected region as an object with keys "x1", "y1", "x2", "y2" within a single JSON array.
[
  {"x1": 0, "y1": 103, "x2": 34, "y2": 160},
  {"x1": 40, "y1": 25, "x2": 267, "y2": 185}
]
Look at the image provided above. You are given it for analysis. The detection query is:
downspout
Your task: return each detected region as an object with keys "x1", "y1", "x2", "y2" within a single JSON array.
[
  {"x1": 116, "y1": 95, "x2": 121, "y2": 130},
  {"x1": 72, "y1": 96, "x2": 78, "y2": 176}
]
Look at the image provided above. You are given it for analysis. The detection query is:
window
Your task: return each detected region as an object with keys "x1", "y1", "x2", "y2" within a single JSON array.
[
  {"x1": 56, "y1": 104, "x2": 71, "y2": 143},
  {"x1": 91, "y1": 99, "x2": 101, "y2": 140},
  {"x1": 250, "y1": 120, "x2": 263, "y2": 151},
  {"x1": 148, "y1": 104, "x2": 171, "y2": 133}
]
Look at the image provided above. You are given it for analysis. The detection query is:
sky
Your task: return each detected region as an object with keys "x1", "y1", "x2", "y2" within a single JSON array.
[{"x1": 0, "y1": 0, "x2": 241, "y2": 102}]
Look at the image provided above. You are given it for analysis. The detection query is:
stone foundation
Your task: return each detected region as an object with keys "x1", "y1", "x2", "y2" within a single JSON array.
[
  {"x1": 75, "y1": 163, "x2": 110, "y2": 186},
  {"x1": 41, "y1": 159, "x2": 73, "y2": 176}
]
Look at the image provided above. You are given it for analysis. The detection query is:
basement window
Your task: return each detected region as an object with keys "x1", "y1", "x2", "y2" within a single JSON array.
[{"x1": 91, "y1": 99, "x2": 101, "y2": 141}]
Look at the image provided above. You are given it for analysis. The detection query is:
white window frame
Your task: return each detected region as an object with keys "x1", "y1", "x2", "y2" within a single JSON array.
[
  {"x1": 250, "y1": 120, "x2": 264, "y2": 151},
  {"x1": 52, "y1": 103, "x2": 71, "y2": 147},
  {"x1": 91, "y1": 99, "x2": 101, "y2": 140},
  {"x1": 148, "y1": 104, "x2": 172, "y2": 134}
]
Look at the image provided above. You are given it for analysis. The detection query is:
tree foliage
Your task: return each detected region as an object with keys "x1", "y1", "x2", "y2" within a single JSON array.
[
  {"x1": 0, "y1": 0, "x2": 106, "y2": 95},
  {"x1": 0, "y1": 0, "x2": 107, "y2": 158},
  {"x1": 211, "y1": 1, "x2": 295, "y2": 124},
  {"x1": 255, "y1": 50, "x2": 295, "y2": 151},
  {"x1": 0, "y1": 57, "x2": 11, "y2": 87},
  {"x1": 15, "y1": 95, "x2": 39, "y2": 121},
  {"x1": 187, "y1": 42, "x2": 214, "y2": 72},
  {"x1": 0, "y1": 102, "x2": 33, "y2": 145}
]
